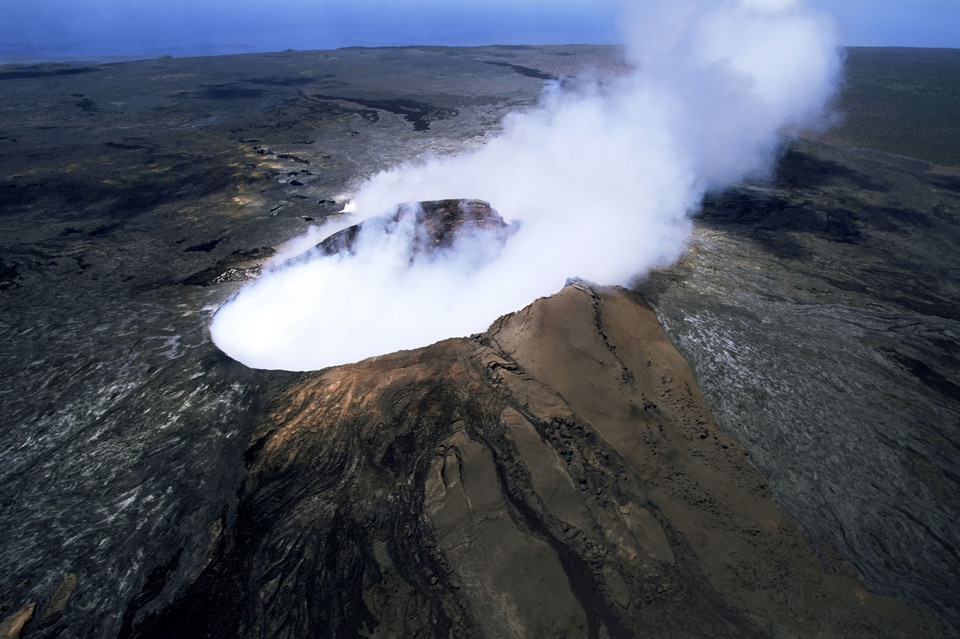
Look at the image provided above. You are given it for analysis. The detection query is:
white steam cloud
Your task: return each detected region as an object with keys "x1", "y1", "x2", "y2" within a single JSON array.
[{"x1": 211, "y1": 0, "x2": 841, "y2": 371}]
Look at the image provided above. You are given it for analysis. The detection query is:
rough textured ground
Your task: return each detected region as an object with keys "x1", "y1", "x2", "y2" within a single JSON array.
[
  {"x1": 0, "y1": 46, "x2": 957, "y2": 637},
  {"x1": 636, "y1": 138, "x2": 960, "y2": 631}
]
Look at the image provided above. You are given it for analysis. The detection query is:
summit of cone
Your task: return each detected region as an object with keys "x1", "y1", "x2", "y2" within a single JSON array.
[{"x1": 315, "y1": 199, "x2": 516, "y2": 260}]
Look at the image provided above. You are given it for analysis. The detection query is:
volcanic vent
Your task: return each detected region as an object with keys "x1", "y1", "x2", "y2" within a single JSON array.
[
  {"x1": 310, "y1": 199, "x2": 516, "y2": 263},
  {"x1": 209, "y1": 199, "x2": 521, "y2": 371}
]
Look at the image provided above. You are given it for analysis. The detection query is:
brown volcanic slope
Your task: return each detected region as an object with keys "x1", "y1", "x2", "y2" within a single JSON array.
[{"x1": 135, "y1": 282, "x2": 934, "y2": 638}]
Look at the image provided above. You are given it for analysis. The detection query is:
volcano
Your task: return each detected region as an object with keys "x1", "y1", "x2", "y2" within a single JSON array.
[
  {"x1": 172, "y1": 195, "x2": 939, "y2": 635},
  {"x1": 137, "y1": 278, "x2": 926, "y2": 638}
]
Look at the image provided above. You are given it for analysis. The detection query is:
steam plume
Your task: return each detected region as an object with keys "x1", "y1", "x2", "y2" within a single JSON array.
[{"x1": 210, "y1": 0, "x2": 841, "y2": 371}]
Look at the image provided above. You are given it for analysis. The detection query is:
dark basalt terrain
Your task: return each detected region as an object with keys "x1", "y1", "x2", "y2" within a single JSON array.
[
  {"x1": 636, "y1": 138, "x2": 960, "y2": 631},
  {"x1": 0, "y1": 46, "x2": 958, "y2": 638}
]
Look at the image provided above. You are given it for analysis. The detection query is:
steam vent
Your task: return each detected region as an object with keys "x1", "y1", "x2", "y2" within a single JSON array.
[{"x1": 312, "y1": 199, "x2": 516, "y2": 261}]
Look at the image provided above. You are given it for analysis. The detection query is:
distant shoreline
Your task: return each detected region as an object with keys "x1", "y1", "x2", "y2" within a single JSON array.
[
  {"x1": 3, "y1": 43, "x2": 958, "y2": 68},
  {"x1": 0, "y1": 45, "x2": 605, "y2": 67}
]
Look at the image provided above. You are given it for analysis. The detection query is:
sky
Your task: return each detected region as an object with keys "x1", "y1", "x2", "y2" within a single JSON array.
[{"x1": 1, "y1": 0, "x2": 958, "y2": 61}]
